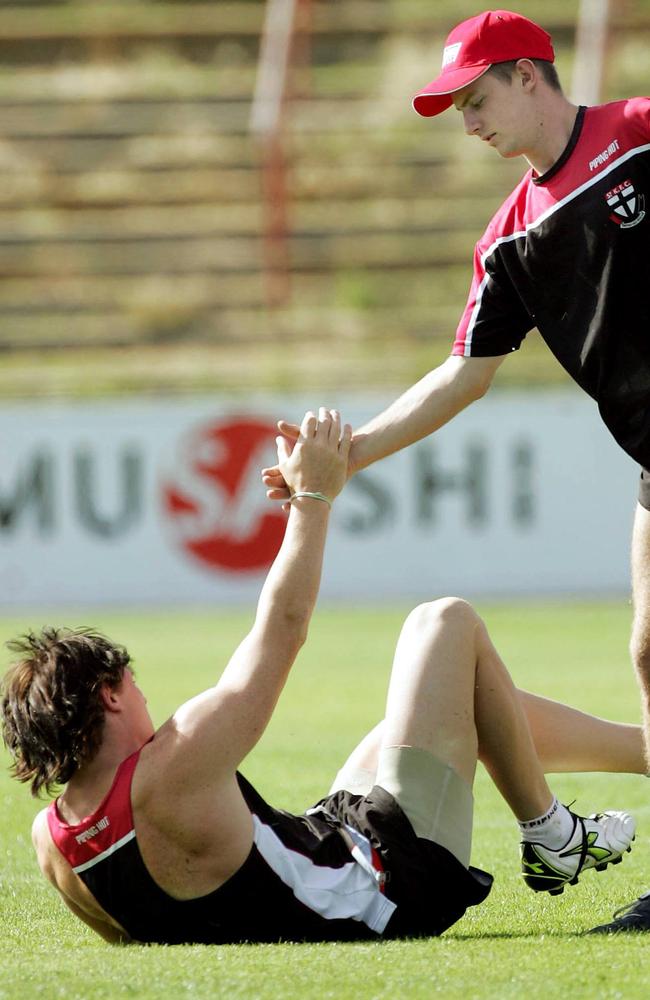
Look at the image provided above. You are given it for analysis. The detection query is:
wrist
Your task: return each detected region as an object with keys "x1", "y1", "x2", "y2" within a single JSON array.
[
  {"x1": 289, "y1": 491, "x2": 332, "y2": 508},
  {"x1": 348, "y1": 433, "x2": 367, "y2": 475}
]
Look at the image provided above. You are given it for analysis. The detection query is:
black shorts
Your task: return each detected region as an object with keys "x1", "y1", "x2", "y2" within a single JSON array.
[
  {"x1": 316, "y1": 785, "x2": 493, "y2": 938},
  {"x1": 639, "y1": 469, "x2": 650, "y2": 511}
]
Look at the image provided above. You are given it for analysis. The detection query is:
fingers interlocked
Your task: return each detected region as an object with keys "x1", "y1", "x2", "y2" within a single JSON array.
[{"x1": 299, "y1": 408, "x2": 346, "y2": 446}]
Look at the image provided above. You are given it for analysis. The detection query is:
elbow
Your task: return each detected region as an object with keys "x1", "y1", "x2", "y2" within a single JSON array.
[
  {"x1": 443, "y1": 356, "x2": 496, "y2": 408},
  {"x1": 280, "y1": 610, "x2": 311, "y2": 655},
  {"x1": 256, "y1": 594, "x2": 313, "y2": 657},
  {"x1": 295, "y1": 626, "x2": 309, "y2": 654},
  {"x1": 467, "y1": 372, "x2": 493, "y2": 402},
  {"x1": 295, "y1": 618, "x2": 310, "y2": 651}
]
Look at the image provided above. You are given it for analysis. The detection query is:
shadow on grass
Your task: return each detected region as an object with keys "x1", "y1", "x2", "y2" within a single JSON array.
[{"x1": 446, "y1": 930, "x2": 590, "y2": 940}]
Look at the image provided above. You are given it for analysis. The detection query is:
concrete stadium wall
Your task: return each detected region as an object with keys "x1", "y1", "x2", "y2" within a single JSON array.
[{"x1": 0, "y1": 390, "x2": 636, "y2": 607}]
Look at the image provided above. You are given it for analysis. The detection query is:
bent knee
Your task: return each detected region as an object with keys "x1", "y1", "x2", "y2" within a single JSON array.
[{"x1": 405, "y1": 597, "x2": 479, "y2": 634}]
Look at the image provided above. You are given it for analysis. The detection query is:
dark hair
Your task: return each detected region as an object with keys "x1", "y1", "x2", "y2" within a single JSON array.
[
  {"x1": 1, "y1": 627, "x2": 131, "y2": 797},
  {"x1": 489, "y1": 59, "x2": 563, "y2": 92}
]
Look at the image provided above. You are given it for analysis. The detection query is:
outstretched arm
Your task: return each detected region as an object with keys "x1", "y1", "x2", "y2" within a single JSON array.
[
  {"x1": 164, "y1": 408, "x2": 351, "y2": 780},
  {"x1": 347, "y1": 353, "x2": 507, "y2": 473},
  {"x1": 263, "y1": 354, "x2": 507, "y2": 503}
]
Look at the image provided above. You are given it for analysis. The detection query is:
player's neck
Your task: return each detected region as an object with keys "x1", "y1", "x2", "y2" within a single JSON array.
[
  {"x1": 60, "y1": 727, "x2": 145, "y2": 823},
  {"x1": 523, "y1": 97, "x2": 581, "y2": 177}
]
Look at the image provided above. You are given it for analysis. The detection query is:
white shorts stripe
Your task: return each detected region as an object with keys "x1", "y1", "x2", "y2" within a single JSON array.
[{"x1": 252, "y1": 815, "x2": 396, "y2": 934}]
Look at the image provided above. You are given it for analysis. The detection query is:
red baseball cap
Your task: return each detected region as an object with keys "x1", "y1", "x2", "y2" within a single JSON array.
[{"x1": 413, "y1": 10, "x2": 554, "y2": 118}]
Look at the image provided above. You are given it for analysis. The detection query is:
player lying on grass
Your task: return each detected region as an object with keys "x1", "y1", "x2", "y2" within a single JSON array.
[{"x1": 0, "y1": 409, "x2": 641, "y2": 945}]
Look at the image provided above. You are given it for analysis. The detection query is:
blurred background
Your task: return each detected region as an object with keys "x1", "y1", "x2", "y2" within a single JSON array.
[
  {"x1": 3, "y1": 0, "x2": 649, "y2": 398},
  {"x1": 0, "y1": 0, "x2": 649, "y2": 606}
]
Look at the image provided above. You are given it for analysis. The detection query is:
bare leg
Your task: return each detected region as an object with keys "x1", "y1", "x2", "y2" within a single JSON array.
[
  {"x1": 379, "y1": 598, "x2": 552, "y2": 820},
  {"x1": 381, "y1": 599, "x2": 479, "y2": 786},
  {"x1": 630, "y1": 502, "x2": 650, "y2": 767},
  {"x1": 332, "y1": 722, "x2": 383, "y2": 776},
  {"x1": 336, "y1": 600, "x2": 636, "y2": 896},
  {"x1": 471, "y1": 616, "x2": 553, "y2": 819},
  {"x1": 518, "y1": 690, "x2": 645, "y2": 774},
  {"x1": 334, "y1": 603, "x2": 645, "y2": 794}
]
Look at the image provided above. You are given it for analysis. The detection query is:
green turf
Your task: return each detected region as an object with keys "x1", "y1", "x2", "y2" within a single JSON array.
[{"x1": 0, "y1": 601, "x2": 648, "y2": 999}]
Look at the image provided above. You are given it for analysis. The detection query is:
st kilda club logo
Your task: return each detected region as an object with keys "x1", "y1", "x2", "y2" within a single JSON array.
[
  {"x1": 161, "y1": 417, "x2": 287, "y2": 573},
  {"x1": 606, "y1": 178, "x2": 646, "y2": 229}
]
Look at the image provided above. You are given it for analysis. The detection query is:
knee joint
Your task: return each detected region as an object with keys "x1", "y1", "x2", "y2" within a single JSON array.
[{"x1": 406, "y1": 597, "x2": 478, "y2": 633}]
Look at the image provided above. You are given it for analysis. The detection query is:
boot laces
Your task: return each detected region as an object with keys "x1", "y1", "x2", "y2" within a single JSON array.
[{"x1": 612, "y1": 890, "x2": 650, "y2": 921}]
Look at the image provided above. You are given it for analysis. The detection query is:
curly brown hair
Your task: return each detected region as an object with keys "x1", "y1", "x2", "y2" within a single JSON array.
[{"x1": 1, "y1": 626, "x2": 131, "y2": 797}]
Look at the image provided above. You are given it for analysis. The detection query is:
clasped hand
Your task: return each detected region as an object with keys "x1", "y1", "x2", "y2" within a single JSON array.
[{"x1": 263, "y1": 408, "x2": 352, "y2": 511}]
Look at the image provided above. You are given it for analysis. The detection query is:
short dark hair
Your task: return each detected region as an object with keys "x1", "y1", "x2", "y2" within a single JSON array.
[
  {"x1": 488, "y1": 59, "x2": 563, "y2": 92},
  {"x1": 1, "y1": 627, "x2": 131, "y2": 797}
]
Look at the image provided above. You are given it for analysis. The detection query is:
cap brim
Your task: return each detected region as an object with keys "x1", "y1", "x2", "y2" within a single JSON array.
[{"x1": 412, "y1": 64, "x2": 491, "y2": 117}]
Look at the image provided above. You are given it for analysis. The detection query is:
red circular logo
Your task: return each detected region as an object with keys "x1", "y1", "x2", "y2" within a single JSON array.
[{"x1": 161, "y1": 417, "x2": 287, "y2": 573}]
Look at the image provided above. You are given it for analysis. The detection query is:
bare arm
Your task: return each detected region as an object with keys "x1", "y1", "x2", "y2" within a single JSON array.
[
  {"x1": 349, "y1": 354, "x2": 507, "y2": 472},
  {"x1": 32, "y1": 810, "x2": 131, "y2": 944},
  {"x1": 161, "y1": 409, "x2": 351, "y2": 782},
  {"x1": 263, "y1": 354, "x2": 507, "y2": 502},
  {"x1": 56, "y1": 893, "x2": 131, "y2": 944}
]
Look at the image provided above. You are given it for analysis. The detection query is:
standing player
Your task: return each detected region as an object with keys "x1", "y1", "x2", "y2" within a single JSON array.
[
  {"x1": 0, "y1": 410, "x2": 639, "y2": 944},
  {"x1": 263, "y1": 10, "x2": 650, "y2": 932}
]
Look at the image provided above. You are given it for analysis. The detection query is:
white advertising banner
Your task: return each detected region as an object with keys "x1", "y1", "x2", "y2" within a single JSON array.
[{"x1": 0, "y1": 392, "x2": 638, "y2": 607}]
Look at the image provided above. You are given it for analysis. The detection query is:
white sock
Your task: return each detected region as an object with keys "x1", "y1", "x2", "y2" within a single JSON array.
[{"x1": 518, "y1": 797, "x2": 575, "y2": 849}]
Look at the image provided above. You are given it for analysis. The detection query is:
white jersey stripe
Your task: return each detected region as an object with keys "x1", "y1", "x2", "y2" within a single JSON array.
[
  {"x1": 464, "y1": 141, "x2": 650, "y2": 351},
  {"x1": 463, "y1": 272, "x2": 491, "y2": 356},
  {"x1": 252, "y1": 814, "x2": 396, "y2": 934},
  {"x1": 480, "y1": 142, "x2": 650, "y2": 270},
  {"x1": 72, "y1": 830, "x2": 136, "y2": 874}
]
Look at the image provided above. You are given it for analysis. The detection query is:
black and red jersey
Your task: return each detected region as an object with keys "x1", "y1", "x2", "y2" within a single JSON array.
[
  {"x1": 453, "y1": 99, "x2": 650, "y2": 467},
  {"x1": 46, "y1": 747, "x2": 395, "y2": 944},
  {"x1": 46, "y1": 746, "x2": 490, "y2": 944}
]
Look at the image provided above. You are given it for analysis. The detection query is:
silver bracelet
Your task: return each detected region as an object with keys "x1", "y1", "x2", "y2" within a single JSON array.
[{"x1": 289, "y1": 491, "x2": 332, "y2": 508}]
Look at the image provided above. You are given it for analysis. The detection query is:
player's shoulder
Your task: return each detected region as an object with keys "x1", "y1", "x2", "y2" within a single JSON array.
[
  {"x1": 613, "y1": 96, "x2": 650, "y2": 114},
  {"x1": 477, "y1": 171, "x2": 532, "y2": 252},
  {"x1": 621, "y1": 96, "x2": 650, "y2": 131},
  {"x1": 31, "y1": 804, "x2": 57, "y2": 878},
  {"x1": 31, "y1": 803, "x2": 50, "y2": 844},
  {"x1": 591, "y1": 97, "x2": 650, "y2": 129}
]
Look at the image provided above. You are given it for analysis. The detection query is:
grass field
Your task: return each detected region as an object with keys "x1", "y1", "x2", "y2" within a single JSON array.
[{"x1": 0, "y1": 600, "x2": 648, "y2": 999}]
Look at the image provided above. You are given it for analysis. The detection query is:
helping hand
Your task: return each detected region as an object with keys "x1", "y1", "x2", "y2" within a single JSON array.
[{"x1": 263, "y1": 409, "x2": 351, "y2": 511}]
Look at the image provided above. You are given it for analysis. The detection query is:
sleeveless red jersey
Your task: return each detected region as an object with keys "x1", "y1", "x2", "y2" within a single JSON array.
[
  {"x1": 46, "y1": 746, "x2": 396, "y2": 943},
  {"x1": 46, "y1": 747, "x2": 490, "y2": 943}
]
